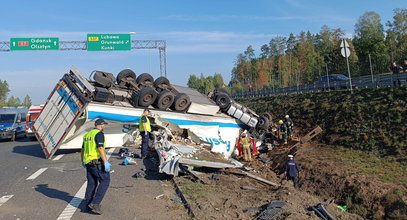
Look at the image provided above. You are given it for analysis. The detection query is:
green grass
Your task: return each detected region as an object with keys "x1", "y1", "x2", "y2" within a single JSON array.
[{"x1": 333, "y1": 148, "x2": 407, "y2": 187}]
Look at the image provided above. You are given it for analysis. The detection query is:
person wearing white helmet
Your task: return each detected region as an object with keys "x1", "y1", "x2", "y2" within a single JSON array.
[
  {"x1": 284, "y1": 115, "x2": 294, "y2": 139},
  {"x1": 286, "y1": 154, "x2": 301, "y2": 189}
]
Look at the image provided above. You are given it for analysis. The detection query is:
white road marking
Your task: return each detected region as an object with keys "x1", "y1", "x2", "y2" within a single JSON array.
[
  {"x1": 0, "y1": 195, "x2": 14, "y2": 207},
  {"x1": 26, "y1": 168, "x2": 48, "y2": 180},
  {"x1": 56, "y1": 148, "x2": 115, "y2": 220},
  {"x1": 53, "y1": 154, "x2": 65, "y2": 161}
]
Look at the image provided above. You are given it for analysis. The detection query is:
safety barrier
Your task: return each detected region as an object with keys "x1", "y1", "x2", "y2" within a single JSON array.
[{"x1": 231, "y1": 73, "x2": 407, "y2": 98}]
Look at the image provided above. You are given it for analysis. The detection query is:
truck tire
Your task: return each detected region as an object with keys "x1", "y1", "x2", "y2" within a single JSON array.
[
  {"x1": 171, "y1": 93, "x2": 190, "y2": 112},
  {"x1": 153, "y1": 76, "x2": 170, "y2": 88},
  {"x1": 261, "y1": 113, "x2": 272, "y2": 121},
  {"x1": 93, "y1": 71, "x2": 115, "y2": 88},
  {"x1": 215, "y1": 93, "x2": 231, "y2": 110},
  {"x1": 117, "y1": 69, "x2": 137, "y2": 84},
  {"x1": 215, "y1": 88, "x2": 229, "y2": 95},
  {"x1": 256, "y1": 115, "x2": 269, "y2": 131},
  {"x1": 154, "y1": 90, "x2": 175, "y2": 110},
  {"x1": 136, "y1": 73, "x2": 154, "y2": 85},
  {"x1": 138, "y1": 86, "x2": 157, "y2": 107}
]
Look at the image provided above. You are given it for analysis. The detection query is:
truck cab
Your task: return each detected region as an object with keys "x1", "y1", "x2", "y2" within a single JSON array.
[
  {"x1": 0, "y1": 107, "x2": 28, "y2": 141},
  {"x1": 26, "y1": 105, "x2": 44, "y2": 140}
]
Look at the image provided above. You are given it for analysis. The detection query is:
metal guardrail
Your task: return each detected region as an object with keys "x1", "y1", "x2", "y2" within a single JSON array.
[{"x1": 232, "y1": 73, "x2": 407, "y2": 98}]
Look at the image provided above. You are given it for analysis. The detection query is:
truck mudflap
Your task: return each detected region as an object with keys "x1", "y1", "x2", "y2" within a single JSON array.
[{"x1": 33, "y1": 67, "x2": 92, "y2": 159}]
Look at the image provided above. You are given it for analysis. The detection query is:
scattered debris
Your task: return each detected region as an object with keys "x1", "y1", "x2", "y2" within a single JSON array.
[
  {"x1": 132, "y1": 170, "x2": 146, "y2": 179},
  {"x1": 253, "y1": 200, "x2": 287, "y2": 220},
  {"x1": 240, "y1": 186, "x2": 260, "y2": 191},
  {"x1": 154, "y1": 194, "x2": 165, "y2": 200},
  {"x1": 170, "y1": 198, "x2": 183, "y2": 203},
  {"x1": 121, "y1": 157, "x2": 137, "y2": 165},
  {"x1": 308, "y1": 203, "x2": 335, "y2": 220},
  {"x1": 223, "y1": 169, "x2": 281, "y2": 187},
  {"x1": 210, "y1": 174, "x2": 220, "y2": 181}
]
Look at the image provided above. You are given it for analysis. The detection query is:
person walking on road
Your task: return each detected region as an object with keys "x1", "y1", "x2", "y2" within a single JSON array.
[
  {"x1": 139, "y1": 108, "x2": 152, "y2": 158},
  {"x1": 239, "y1": 132, "x2": 252, "y2": 162},
  {"x1": 81, "y1": 118, "x2": 111, "y2": 215},
  {"x1": 278, "y1": 120, "x2": 288, "y2": 145},
  {"x1": 284, "y1": 115, "x2": 294, "y2": 139},
  {"x1": 285, "y1": 154, "x2": 301, "y2": 189}
]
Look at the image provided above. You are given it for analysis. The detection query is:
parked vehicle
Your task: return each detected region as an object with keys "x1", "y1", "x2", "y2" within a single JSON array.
[
  {"x1": 317, "y1": 74, "x2": 355, "y2": 90},
  {"x1": 25, "y1": 105, "x2": 44, "y2": 140},
  {"x1": 0, "y1": 107, "x2": 28, "y2": 141}
]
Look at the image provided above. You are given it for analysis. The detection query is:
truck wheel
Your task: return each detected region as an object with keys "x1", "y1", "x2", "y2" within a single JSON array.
[
  {"x1": 153, "y1": 76, "x2": 170, "y2": 88},
  {"x1": 215, "y1": 93, "x2": 231, "y2": 110},
  {"x1": 93, "y1": 71, "x2": 115, "y2": 88},
  {"x1": 117, "y1": 69, "x2": 136, "y2": 84},
  {"x1": 138, "y1": 86, "x2": 157, "y2": 107},
  {"x1": 261, "y1": 113, "x2": 273, "y2": 121},
  {"x1": 215, "y1": 88, "x2": 229, "y2": 95},
  {"x1": 136, "y1": 73, "x2": 154, "y2": 85},
  {"x1": 256, "y1": 116, "x2": 269, "y2": 131},
  {"x1": 154, "y1": 90, "x2": 175, "y2": 110},
  {"x1": 171, "y1": 93, "x2": 191, "y2": 112}
]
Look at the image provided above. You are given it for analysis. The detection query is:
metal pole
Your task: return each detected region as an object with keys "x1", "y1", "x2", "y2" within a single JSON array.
[
  {"x1": 343, "y1": 39, "x2": 353, "y2": 94},
  {"x1": 368, "y1": 54, "x2": 374, "y2": 83},
  {"x1": 325, "y1": 63, "x2": 330, "y2": 91}
]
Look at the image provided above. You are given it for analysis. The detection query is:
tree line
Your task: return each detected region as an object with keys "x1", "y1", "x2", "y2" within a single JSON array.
[
  {"x1": 187, "y1": 9, "x2": 406, "y2": 93},
  {"x1": 0, "y1": 79, "x2": 32, "y2": 107}
]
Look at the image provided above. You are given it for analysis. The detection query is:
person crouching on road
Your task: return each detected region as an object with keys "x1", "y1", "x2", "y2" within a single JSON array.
[
  {"x1": 286, "y1": 154, "x2": 301, "y2": 189},
  {"x1": 239, "y1": 133, "x2": 252, "y2": 162},
  {"x1": 81, "y1": 118, "x2": 111, "y2": 215},
  {"x1": 139, "y1": 108, "x2": 152, "y2": 158},
  {"x1": 278, "y1": 120, "x2": 288, "y2": 145}
]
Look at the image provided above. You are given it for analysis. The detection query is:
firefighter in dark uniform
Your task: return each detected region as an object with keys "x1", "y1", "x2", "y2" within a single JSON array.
[
  {"x1": 284, "y1": 115, "x2": 294, "y2": 139},
  {"x1": 139, "y1": 108, "x2": 152, "y2": 158},
  {"x1": 285, "y1": 154, "x2": 301, "y2": 189},
  {"x1": 278, "y1": 120, "x2": 288, "y2": 145},
  {"x1": 81, "y1": 118, "x2": 111, "y2": 214}
]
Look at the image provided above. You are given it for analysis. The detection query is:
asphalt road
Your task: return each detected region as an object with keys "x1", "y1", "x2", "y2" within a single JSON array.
[{"x1": 0, "y1": 138, "x2": 189, "y2": 220}]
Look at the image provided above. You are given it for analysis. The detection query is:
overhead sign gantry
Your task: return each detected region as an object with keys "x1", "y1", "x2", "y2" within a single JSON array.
[{"x1": 0, "y1": 34, "x2": 167, "y2": 77}]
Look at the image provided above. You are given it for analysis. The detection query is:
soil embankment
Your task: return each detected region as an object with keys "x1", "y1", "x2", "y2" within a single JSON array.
[{"x1": 234, "y1": 86, "x2": 407, "y2": 219}]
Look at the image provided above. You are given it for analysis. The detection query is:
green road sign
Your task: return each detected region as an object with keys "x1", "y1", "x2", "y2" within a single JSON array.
[
  {"x1": 87, "y1": 34, "x2": 131, "y2": 51},
  {"x1": 10, "y1": 38, "x2": 59, "y2": 51}
]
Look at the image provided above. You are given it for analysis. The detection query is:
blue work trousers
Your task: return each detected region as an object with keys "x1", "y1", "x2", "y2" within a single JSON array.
[
  {"x1": 288, "y1": 175, "x2": 299, "y2": 188},
  {"x1": 141, "y1": 132, "x2": 150, "y2": 157},
  {"x1": 85, "y1": 164, "x2": 110, "y2": 204}
]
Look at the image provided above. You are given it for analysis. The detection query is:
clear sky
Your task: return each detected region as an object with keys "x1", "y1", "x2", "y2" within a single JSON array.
[{"x1": 0, "y1": 0, "x2": 404, "y2": 104}]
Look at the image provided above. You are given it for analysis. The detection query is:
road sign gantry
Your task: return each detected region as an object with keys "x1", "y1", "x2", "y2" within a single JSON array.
[{"x1": 0, "y1": 39, "x2": 167, "y2": 77}]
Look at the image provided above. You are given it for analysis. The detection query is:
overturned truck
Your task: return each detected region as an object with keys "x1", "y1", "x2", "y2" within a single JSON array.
[{"x1": 33, "y1": 66, "x2": 284, "y2": 174}]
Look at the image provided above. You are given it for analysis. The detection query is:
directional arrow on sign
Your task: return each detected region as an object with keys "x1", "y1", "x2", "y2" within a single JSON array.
[{"x1": 340, "y1": 39, "x2": 349, "y2": 48}]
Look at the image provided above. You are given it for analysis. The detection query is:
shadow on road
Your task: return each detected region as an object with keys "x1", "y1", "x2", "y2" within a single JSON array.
[
  {"x1": 12, "y1": 143, "x2": 81, "y2": 159},
  {"x1": 35, "y1": 184, "x2": 88, "y2": 213},
  {"x1": 12, "y1": 144, "x2": 44, "y2": 158},
  {"x1": 142, "y1": 155, "x2": 172, "y2": 181}
]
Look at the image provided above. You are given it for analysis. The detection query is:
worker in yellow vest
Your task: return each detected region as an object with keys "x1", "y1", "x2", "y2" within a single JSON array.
[
  {"x1": 239, "y1": 133, "x2": 252, "y2": 161},
  {"x1": 139, "y1": 108, "x2": 152, "y2": 158},
  {"x1": 81, "y1": 118, "x2": 111, "y2": 215}
]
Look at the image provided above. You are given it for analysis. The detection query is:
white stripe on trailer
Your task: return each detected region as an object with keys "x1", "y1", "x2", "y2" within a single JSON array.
[
  {"x1": 0, "y1": 195, "x2": 14, "y2": 207},
  {"x1": 57, "y1": 148, "x2": 115, "y2": 220},
  {"x1": 26, "y1": 168, "x2": 48, "y2": 180}
]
